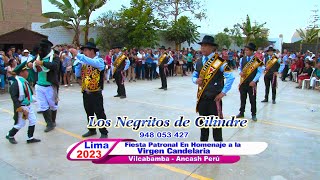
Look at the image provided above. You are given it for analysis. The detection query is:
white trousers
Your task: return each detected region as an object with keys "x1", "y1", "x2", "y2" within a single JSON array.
[
  {"x1": 35, "y1": 85, "x2": 58, "y2": 111},
  {"x1": 105, "y1": 68, "x2": 111, "y2": 81},
  {"x1": 310, "y1": 77, "x2": 318, "y2": 87},
  {"x1": 14, "y1": 106, "x2": 36, "y2": 130}
]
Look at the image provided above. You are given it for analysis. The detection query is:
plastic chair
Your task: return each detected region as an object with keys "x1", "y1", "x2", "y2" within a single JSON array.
[{"x1": 302, "y1": 68, "x2": 315, "y2": 89}]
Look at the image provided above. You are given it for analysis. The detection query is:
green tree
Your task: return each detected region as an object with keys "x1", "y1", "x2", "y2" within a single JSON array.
[
  {"x1": 119, "y1": 0, "x2": 162, "y2": 49},
  {"x1": 253, "y1": 28, "x2": 269, "y2": 48},
  {"x1": 41, "y1": 0, "x2": 84, "y2": 46},
  {"x1": 75, "y1": 0, "x2": 107, "y2": 44},
  {"x1": 225, "y1": 26, "x2": 244, "y2": 47},
  {"x1": 296, "y1": 27, "x2": 320, "y2": 43},
  {"x1": 95, "y1": 11, "x2": 126, "y2": 50},
  {"x1": 235, "y1": 15, "x2": 269, "y2": 48},
  {"x1": 214, "y1": 32, "x2": 231, "y2": 50},
  {"x1": 165, "y1": 16, "x2": 199, "y2": 50},
  {"x1": 150, "y1": 0, "x2": 206, "y2": 49},
  {"x1": 150, "y1": 0, "x2": 206, "y2": 22}
]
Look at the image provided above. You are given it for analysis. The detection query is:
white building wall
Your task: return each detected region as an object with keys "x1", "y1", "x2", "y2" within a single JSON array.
[
  {"x1": 31, "y1": 22, "x2": 98, "y2": 45},
  {"x1": 268, "y1": 37, "x2": 283, "y2": 52},
  {"x1": 32, "y1": 22, "x2": 74, "y2": 45},
  {"x1": 291, "y1": 31, "x2": 303, "y2": 43},
  {"x1": 291, "y1": 36, "x2": 302, "y2": 43}
]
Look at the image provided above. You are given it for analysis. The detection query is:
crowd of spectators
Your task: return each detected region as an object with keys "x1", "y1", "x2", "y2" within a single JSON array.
[{"x1": 1, "y1": 44, "x2": 319, "y2": 95}]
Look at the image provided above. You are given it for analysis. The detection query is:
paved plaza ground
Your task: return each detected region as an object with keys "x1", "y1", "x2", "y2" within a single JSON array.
[{"x1": 0, "y1": 72, "x2": 319, "y2": 180}]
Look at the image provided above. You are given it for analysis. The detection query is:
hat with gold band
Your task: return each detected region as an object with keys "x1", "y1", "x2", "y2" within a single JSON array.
[{"x1": 12, "y1": 61, "x2": 28, "y2": 75}]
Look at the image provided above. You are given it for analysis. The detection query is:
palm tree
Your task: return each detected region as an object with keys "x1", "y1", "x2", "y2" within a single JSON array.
[
  {"x1": 296, "y1": 27, "x2": 320, "y2": 43},
  {"x1": 41, "y1": 0, "x2": 84, "y2": 46},
  {"x1": 75, "y1": 0, "x2": 107, "y2": 43},
  {"x1": 236, "y1": 15, "x2": 266, "y2": 44},
  {"x1": 234, "y1": 15, "x2": 269, "y2": 48}
]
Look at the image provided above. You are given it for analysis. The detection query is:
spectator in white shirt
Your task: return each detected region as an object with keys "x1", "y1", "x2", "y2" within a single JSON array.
[
  {"x1": 136, "y1": 49, "x2": 145, "y2": 79},
  {"x1": 20, "y1": 49, "x2": 32, "y2": 64}
]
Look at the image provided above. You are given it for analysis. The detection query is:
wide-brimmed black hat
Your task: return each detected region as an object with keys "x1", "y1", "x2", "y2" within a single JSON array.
[
  {"x1": 81, "y1": 42, "x2": 99, "y2": 52},
  {"x1": 198, "y1": 35, "x2": 218, "y2": 46},
  {"x1": 266, "y1": 46, "x2": 276, "y2": 52},
  {"x1": 159, "y1": 46, "x2": 166, "y2": 50},
  {"x1": 40, "y1": 39, "x2": 53, "y2": 48},
  {"x1": 245, "y1": 43, "x2": 256, "y2": 51}
]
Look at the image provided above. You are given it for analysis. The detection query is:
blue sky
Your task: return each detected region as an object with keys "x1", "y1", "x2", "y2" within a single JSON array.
[{"x1": 42, "y1": 0, "x2": 320, "y2": 43}]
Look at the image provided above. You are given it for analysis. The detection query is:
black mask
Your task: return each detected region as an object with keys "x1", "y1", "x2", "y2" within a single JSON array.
[{"x1": 39, "y1": 45, "x2": 51, "y2": 59}]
